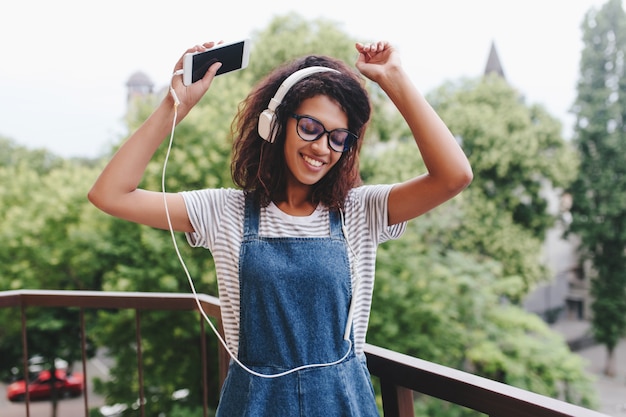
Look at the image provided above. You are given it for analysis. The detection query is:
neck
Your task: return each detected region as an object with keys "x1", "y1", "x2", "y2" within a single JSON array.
[{"x1": 275, "y1": 185, "x2": 316, "y2": 216}]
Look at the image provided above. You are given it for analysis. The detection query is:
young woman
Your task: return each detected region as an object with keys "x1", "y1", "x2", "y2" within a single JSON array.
[{"x1": 89, "y1": 40, "x2": 472, "y2": 416}]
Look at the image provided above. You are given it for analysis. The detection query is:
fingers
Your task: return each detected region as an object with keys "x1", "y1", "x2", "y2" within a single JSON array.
[
  {"x1": 190, "y1": 41, "x2": 220, "y2": 53},
  {"x1": 197, "y1": 40, "x2": 224, "y2": 51},
  {"x1": 178, "y1": 40, "x2": 221, "y2": 64},
  {"x1": 173, "y1": 40, "x2": 223, "y2": 79},
  {"x1": 356, "y1": 41, "x2": 391, "y2": 54},
  {"x1": 354, "y1": 40, "x2": 400, "y2": 82}
]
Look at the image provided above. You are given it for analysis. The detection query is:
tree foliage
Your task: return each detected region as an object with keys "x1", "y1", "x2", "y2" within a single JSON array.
[
  {"x1": 247, "y1": 12, "x2": 358, "y2": 80},
  {"x1": 0, "y1": 138, "x2": 103, "y2": 417},
  {"x1": 431, "y1": 76, "x2": 578, "y2": 299},
  {"x1": 567, "y1": 0, "x2": 626, "y2": 377},
  {"x1": 363, "y1": 141, "x2": 597, "y2": 412}
]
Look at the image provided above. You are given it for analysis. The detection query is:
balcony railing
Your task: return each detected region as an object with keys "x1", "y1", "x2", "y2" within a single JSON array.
[{"x1": 0, "y1": 290, "x2": 610, "y2": 417}]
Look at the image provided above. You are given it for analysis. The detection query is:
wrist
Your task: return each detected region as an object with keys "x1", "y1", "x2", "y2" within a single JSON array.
[
  {"x1": 378, "y1": 66, "x2": 411, "y2": 95},
  {"x1": 161, "y1": 93, "x2": 190, "y2": 123}
]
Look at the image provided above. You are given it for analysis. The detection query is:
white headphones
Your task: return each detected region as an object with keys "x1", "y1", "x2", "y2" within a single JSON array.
[{"x1": 257, "y1": 66, "x2": 339, "y2": 143}]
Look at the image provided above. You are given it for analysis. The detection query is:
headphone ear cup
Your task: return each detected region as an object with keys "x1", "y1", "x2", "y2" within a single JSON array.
[{"x1": 258, "y1": 110, "x2": 276, "y2": 143}]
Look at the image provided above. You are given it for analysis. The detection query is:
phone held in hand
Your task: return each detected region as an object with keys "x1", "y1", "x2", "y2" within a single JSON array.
[{"x1": 183, "y1": 39, "x2": 251, "y2": 86}]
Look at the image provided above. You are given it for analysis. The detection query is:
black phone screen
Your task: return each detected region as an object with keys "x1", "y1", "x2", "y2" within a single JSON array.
[{"x1": 191, "y1": 41, "x2": 246, "y2": 83}]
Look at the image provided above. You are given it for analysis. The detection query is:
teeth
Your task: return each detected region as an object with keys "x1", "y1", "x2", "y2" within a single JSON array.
[{"x1": 303, "y1": 155, "x2": 323, "y2": 167}]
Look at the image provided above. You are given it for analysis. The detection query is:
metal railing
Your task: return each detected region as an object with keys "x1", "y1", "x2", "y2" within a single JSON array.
[{"x1": 0, "y1": 290, "x2": 609, "y2": 417}]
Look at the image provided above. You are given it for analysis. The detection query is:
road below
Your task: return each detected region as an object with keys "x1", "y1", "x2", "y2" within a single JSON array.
[{"x1": 0, "y1": 357, "x2": 109, "y2": 417}]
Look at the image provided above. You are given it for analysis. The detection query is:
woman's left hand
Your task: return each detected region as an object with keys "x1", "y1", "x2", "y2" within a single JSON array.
[{"x1": 355, "y1": 41, "x2": 402, "y2": 83}]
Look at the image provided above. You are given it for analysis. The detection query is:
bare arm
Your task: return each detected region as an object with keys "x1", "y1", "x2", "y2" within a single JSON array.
[
  {"x1": 355, "y1": 41, "x2": 473, "y2": 226},
  {"x1": 88, "y1": 42, "x2": 223, "y2": 232}
]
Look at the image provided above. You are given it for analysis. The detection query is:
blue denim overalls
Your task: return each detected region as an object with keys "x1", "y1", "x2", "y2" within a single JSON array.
[{"x1": 215, "y1": 198, "x2": 379, "y2": 416}]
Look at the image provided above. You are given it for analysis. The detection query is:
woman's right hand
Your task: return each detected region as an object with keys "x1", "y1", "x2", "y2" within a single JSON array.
[{"x1": 168, "y1": 42, "x2": 223, "y2": 118}]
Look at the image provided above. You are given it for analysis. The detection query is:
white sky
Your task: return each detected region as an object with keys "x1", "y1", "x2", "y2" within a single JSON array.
[{"x1": 0, "y1": 0, "x2": 610, "y2": 158}]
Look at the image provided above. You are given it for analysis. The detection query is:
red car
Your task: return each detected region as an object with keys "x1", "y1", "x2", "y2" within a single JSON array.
[{"x1": 6, "y1": 369, "x2": 84, "y2": 402}]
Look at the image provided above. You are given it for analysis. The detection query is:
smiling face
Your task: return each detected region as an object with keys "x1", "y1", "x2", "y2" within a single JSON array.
[{"x1": 283, "y1": 95, "x2": 348, "y2": 191}]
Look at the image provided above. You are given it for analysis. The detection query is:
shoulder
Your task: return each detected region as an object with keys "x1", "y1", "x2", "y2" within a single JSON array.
[
  {"x1": 345, "y1": 184, "x2": 406, "y2": 243},
  {"x1": 181, "y1": 188, "x2": 244, "y2": 212},
  {"x1": 346, "y1": 184, "x2": 395, "y2": 211},
  {"x1": 180, "y1": 189, "x2": 245, "y2": 248}
]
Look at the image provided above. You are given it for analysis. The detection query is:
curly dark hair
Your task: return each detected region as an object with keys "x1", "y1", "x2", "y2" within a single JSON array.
[{"x1": 231, "y1": 55, "x2": 371, "y2": 210}]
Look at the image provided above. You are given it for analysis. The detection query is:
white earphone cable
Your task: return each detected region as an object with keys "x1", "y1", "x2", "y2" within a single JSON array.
[{"x1": 160, "y1": 72, "x2": 353, "y2": 378}]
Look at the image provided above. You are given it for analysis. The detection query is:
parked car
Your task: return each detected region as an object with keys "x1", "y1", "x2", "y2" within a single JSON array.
[
  {"x1": 6, "y1": 369, "x2": 84, "y2": 402},
  {"x1": 9, "y1": 356, "x2": 69, "y2": 382}
]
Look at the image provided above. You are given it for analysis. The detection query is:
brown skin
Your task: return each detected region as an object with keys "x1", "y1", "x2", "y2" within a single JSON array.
[{"x1": 88, "y1": 41, "x2": 472, "y2": 231}]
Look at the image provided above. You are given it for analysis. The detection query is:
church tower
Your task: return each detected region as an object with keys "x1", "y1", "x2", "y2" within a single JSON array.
[
  {"x1": 484, "y1": 40, "x2": 506, "y2": 79},
  {"x1": 125, "y1": 71, "x2": 155, "y2": 103}
]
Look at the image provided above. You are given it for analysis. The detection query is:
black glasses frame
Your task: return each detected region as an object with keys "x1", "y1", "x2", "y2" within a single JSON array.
[{"x1": 291, "y1": 114, "x2": 358, "y2": 153}]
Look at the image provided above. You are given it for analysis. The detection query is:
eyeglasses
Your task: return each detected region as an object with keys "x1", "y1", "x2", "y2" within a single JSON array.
[{"x1": 291, "y1": 114, "x2": 358, "y2": 153}]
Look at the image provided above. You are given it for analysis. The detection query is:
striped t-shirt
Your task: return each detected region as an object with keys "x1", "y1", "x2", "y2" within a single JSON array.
[{"x1": 181, "y1": 184, "x2": 406, "y2": 356}]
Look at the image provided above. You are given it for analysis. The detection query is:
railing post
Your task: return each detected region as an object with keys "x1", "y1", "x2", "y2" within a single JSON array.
[
  {"x1": 20, "y1": 303, "x2": 30, "y2": 417},
  {"x1": 380, "y1": 378, "x2": 415, "y2": 417},
  {"x1": 217, "y1": 319, "x2": 229, "y2": 388},
  {"x1": 80, "y1": 308, "x2": 90, "y2": 417},
  {"x1": 135, "y1": 310, "x2": 145, "y2": 417},
  {"x1": 200, "y1": 314, "x2": 209, "y2": 417}
]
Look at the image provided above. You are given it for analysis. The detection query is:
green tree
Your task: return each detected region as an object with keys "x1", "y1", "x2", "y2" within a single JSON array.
[
  {"x1": 247, "y1": 12, "x2": 360, "y2": 80},
  {"x1": 0, "y1": 137, "x2": 102, "y2": 417},
  {"x1": 0, "y1": 138, "x2": 106, "y2": 292},
  {"x1": 567, "y1": 0, "x2": 626, "y2": 377},
  {"x1": 431, "y1": 76, "x2": 578, "y2": 300},
  {"x1": 364, "y1": 141, "x2": 597, "y2": 413}
]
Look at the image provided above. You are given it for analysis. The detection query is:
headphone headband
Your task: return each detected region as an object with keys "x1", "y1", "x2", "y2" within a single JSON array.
[{"x1": 258, "y1": 66, "x2": 339, "y2": 143}]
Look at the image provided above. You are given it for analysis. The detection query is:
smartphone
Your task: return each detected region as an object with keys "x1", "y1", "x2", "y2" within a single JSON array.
[{"x1": 182, "y1": 39, "x2": 251, "y2": 86}]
